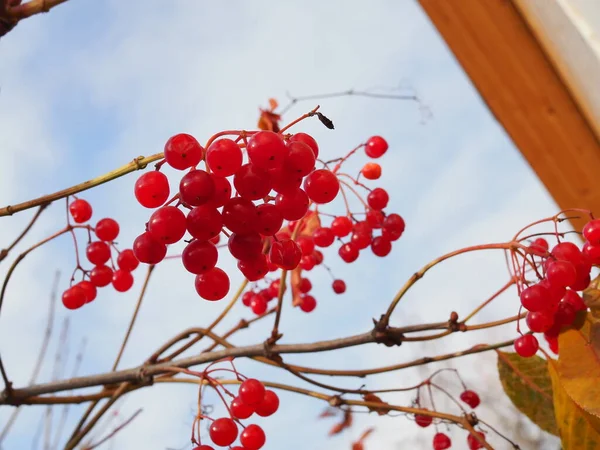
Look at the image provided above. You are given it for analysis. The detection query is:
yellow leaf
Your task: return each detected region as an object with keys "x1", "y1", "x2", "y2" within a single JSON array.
[
  {"x1": 497, "y1": 351, "x2": 558, "y2": 435},
  {"x1": 548, "y1": 361, "x2": 600, "y2": 449}
]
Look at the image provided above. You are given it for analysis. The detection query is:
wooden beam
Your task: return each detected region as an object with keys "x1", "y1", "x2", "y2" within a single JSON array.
[{"x1": 418, "y1": 0, "x2": 600, "y2": 232}]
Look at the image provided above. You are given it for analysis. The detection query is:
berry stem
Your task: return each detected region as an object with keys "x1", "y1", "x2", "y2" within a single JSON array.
[{"x1": 278, "y1": 105, "x2": 321, "y2": 134}]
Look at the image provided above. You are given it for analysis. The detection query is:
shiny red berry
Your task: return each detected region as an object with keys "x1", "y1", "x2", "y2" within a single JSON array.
[
  {"x1": 164, "y1": 133, "x2": 203, "y2": 170},
  {"x1": 525, "y1": 310, "x2": 554, "y2": 333},
  {"x1": 303, "y1": 169, "x2": 339, "y2": 204},
  {"x1": 331, "y1": 216, "x2": 353, "y2": 237},
  {"x1": 382, "y1": 213, "x2": 405, "y2": 241},
  {"x1": 371, "y1": 236, "x2": 392, "y2": 257},
  {"x1": 69, "y1": 199, "x2": 93, "y2": 223},
  {"x1": 289, "y1": 132, "x2": 319, "y2": 158},
  {"x1": 240, "y1": 424, "x2": 266, "y2": 450},
  {"x1": 269, "y1": 239, "x2": 302, "y2": 270},
  {"x1": 239, "y1": 379, "x2": 266, "y2": 405},
  {"x1": 238, "y1": 256, "x2": 269, "y2": 282},
  {"x1": 133, "y1": 232, "x2": 167, "y2": 264},
  {"x1": 415, "y1": 413, "x2": 432, "y2": 428},
  {"x1": 467, "y1": 431, "x2": 486, "y2": 450},
  {"x1": 339, "y1": 242, "x2": 359, "y2": 263},
  {"x1": 255, "y1": 203, "x2": 284, "y2": 236},
  {"x1": 86, "y1": 241, "x2": 111, "y2": 265},
  {"x1": 275, "y1": 188, "x2": 310, "y2": 221},
  {"x1": 583, "y1": 219, "x2": 600, "y2": 244},
  {"x1": 76, "y1": 280, "x2": 97, "y2": 303},
  {"x1": 365, "y1": 136, "x2": 388, "y2": 158},
  {"x1": 231, "y1": 396, "x2": 254, "y2": 419},
  {"x1": 367, "y1": 188, "x2": 389, "y2": 210},
  {"x1": 112, "y1": 269, "x2": 134, "y2": 292},
  {"x1": 520, "y1": 284, "x2": 550, "y2": 312},
  {"x1": 62, "y1": 286, "x2": 86, "y2": 310},
  {"x1": 148, "y1": 206, "x2": 187, "y2": 244},
  {"x1": 179, "y1": 169, "x2": 215, "y2": 206},
  {"x1": 250, "y1": 294, "x2": 268, "y2": 314},
  {"x1": 195, "y1": 267, "x2": 229, "y2": 301},
  {"x1": 514, "y1": 334, "x2": 539, "y2": 357},
  {"x1": 209, "y1": 417, "x2": 238, "y2": 447},
  {"x1": 433, "y1": 433, "x2": 451, "y2": 450},
  {"x1": 183, "y1": 240, "x2": 218, "y2": 274},
  {"x1": 89, "y1": 265, "x2": 113, "y2": 287},
  {"x1": 134, "y1": 171, "x2": 170, "y2": 208},
  {"x1": 206, "y1": 138, "x2": 243, "y2": 177},
  {"x1": 459, "y1": 390, "x2": 480, "y2": 408},
  {"x1": 332, "y1": 279, "x2": 346, "y2": 294},
  {"x1": 255, "y1": 390, "x2": 279, "y2": 417},
  {"x1": 313, "y1": 227, "x2": 335, "y2": 247},
  {"x1": 187, "y1": 205, "x2": 223, "y2": 241},
  {"x1": 284, "y1": 140, "x2": 316, "y2": 176},
  {"x1": 95, "y1": 218, "x2": 119, "y2": 241},
  {"x1": 222, "y1": 198, "x2": 257, "y2": 234},
  {"x1": 361, "y1": 162, "x2": 381, "y2": 180},
  {"x1": 247, "y1": 131, "x2": 287, "y2": 170},
  {"x1": 234, "y1": 163, "x2": 272, "y2": 200}
]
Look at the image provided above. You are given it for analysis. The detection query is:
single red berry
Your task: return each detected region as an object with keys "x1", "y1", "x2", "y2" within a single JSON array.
[
  {"x1": 228, "y1": 233, "x2": 263, "y2": 261},
  {"x1": 62, "y1": 286, "x2": 86, "y2": 310},
  {"x1": 546, "y1": 260, "x2": 577, "y2": 289},
  {"x1": 300, "y1": 294, "x2": 317, "y2": 312},
  {"x1": 239, "y1": 379, "x2": 266, "y2": 405},
  {"x1": 365, "y1": 136, "x2": 388, "y2": 158},
  {"x1": 234, "y1": 163, "x2": 272, "y2": 201},
  {"x1": 275, "y1": 188, "x2": 310, "y2": 221},
  {"x1": 209, "y1": 175, "x2": 232, "y2": 208},
  {"x1": 242, "y1": 291, "x2": 255, "y2": 307},
  {"x1": 367, "y1": 187, "x2": 389, "y2": 210},
  {"x1": 255, "y1": 390, "x2": 279, "y2": 417},
  {"x1": 89, "y1": 265, "x2": 113, "y2": 287},
  {"x1": 371, "y1": 236, "x2": 392, "y2": 257},
  {"x1": 256, "y1": 203, "x2": 284, "y2": 236},
  {"x1": 134, "y1": 171, "x2": 170, "y2": 208},
  {"x1": 296, "y1": 236, "x2": 315, "y2": 256},
  {"x1": 554, "y1": 301, "x2": 577, "y2": 326},
  {"x1": 250, "y1": 294, "x2": 268, "y2": 314},
  {"x1": 133, "y1": 232, "x2": 167, "y2": 264},
  {"x1": 147, "y1": 206, "x2": 187, "y2": 244},
  {"x1": 382, "y1": 213, "x2": 405, "y2": 241},
  {"x1": 222, "y1": 197, "x2": 258, "y2": 234},
  {"x1": 529, "y1": 237, "x2": 549, "y2": 256},
  {"x1": 571, "y1": 260, "x2": 592, "y2": 291},
  {"x1": 551, "y1": 242, "x2": 584, "y2": 266},
  {"x1": 583, "y1": 218, "x2": 600, "y2": 244},
  {"x1": 562, "y1": 289, "x2": 587, "y2": 311},
  {"x1": 269, "y1": 166, "x2": 303, "y2": 195},
  {"x1": 86, "y1": 241, "x2": 111, "y2": 265},
  {"x1": 247, "y1": 131, "x2": 287, "y2": 170},
  {"x1": 187, "y1": 205, "x2": 223, "y2": 241},
  {"x1": 582, "y1": 241, "x2": 600, "y2": 264},
  {"x1": 331, "y1": 216, "x2": 353, "y2": 237},
  {"x1": 525, "y1": 310, "x2": 554, "y2": 333},
  {"x1": 231, "y1": 396, "x2": 254, "y2": 419},
  {"x1": 76, "y1": 280, "x2": 97, "y2": 303},
  {"x1": 238, "y1": 256, "x2": 269, "y2": 282},
  {"x1": 538, "y1": 278, "x2": 564, "y2": 311},
  {"x1": 206, "y1": 138, "x2": 243, "y2": 177},
  {"x1": 415, "y1": 413, "x2": 432, "y2": 428},
  {"x1": 520, "y1": 284, "x2": 550, "y2": 312},
  {"x1": 164, "y1": 133, "x2": 203, "y2": 170},
  {"x1": 195, "y1": 267, "x2": 230, "y2": 301},
  {"x1": 459, "y1": 390, "x2": 481, "y2": 408},
  {"x1": 514, "y1": 334, "x2": 539, "y2": 357},
  {"x1": 339, "y1": 242, "x2": 359, "y2": 263},
  {"x1": 240, "y1": 424, "x2": 266, "y2": 450},
  {"x1": 303, "y1": 169, "x2": 339, "y2": 204},
  {"x1": 112, "y1": 270, "x2": 134, "y2": 292},
  {"x1": 467, "y1": 431, "x2": 486, "y2": 450},
  {"x1": 284, "y1": 140, "x2": 316, "y2": 176},
  {"x1": 179, "y1": 169, "x2": 215, "y2": 206},
  {"x1": 268, "y1": 279, "x2": 281, "y2": 298},
  {"x1": 361, "y1": 162, "x2": 381, "y2": 180},
  {"x1": 300, "y1": 254, "x2": 316, "y2": 271},
  {"x1": 313, "y1": 227, "x2": 335, "y2": 247},
  {"x1": 298, "y1": 277, "x2": 312, "y2": 293},
  {"x1": 289, "y1": 132, "x2": 319, "y2": 158},
  {"x1": 209, "y1": 417, "x2": 238, "y2": 447},
  {"x1": 182, "y1": 240, "x2": 218, "y2": 275},
  {"x1": 433, "y1": 432, "x2": 451, "y2": 450},
  {"x1": 95, "y1": 218, "x2": 119, "y2": 241},
  {"x1": 366, "y1": 209, "x2": 384, "y2": 229},
  {"x1": 269, "y1": 239, "x2": 302, "y2": 270},
  {"x1": 69, "y1": 199, "x2": 93, "y2": 223},
  {"x1": 332, "y1": 279, "x2": 346, "y2": 294},
  {"x1": 546, "y1": 334, "x2": 559, "y2": 354}
]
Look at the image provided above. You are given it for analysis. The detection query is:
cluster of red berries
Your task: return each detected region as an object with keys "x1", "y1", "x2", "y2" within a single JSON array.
[
  {"x1": 61, "y1": 198, "x2": 140, "y2": 310},
  {"x1": 194, "y1": 378, "x2": 279, "y2": 450},
  {"x1": 514, "y1": 223, "x2": 599, "y2": 357}
]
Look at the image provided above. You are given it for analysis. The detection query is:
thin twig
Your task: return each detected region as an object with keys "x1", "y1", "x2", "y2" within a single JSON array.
[
  {"x1": 0, "y1": 203, "x2": 49, "y2": 262},
  {"x1": 84, "y1": 408, "x2": 142, "y2": 450}
]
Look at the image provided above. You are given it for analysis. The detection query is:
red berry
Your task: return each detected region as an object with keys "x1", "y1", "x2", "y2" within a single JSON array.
[
  {"x1": 538, "y1": 278, "x2": 564, "y2": 311},
  {"x1": 361, "y1": 162, "x2": 381, "y2": 180},
  {"x1": 551, "y1": 242, "x2": 583, "y2": 266},
  {"x1": 195, "y1": 267, "x2": 230, "y2": 301},
  {"x1": 164, "y1": 133, "x2": 203, "y2": 170},
  {"x1": 298, "y1": 277, "x2": 312, "y2": 293},
  {"x1": 415, "y1": 413, "x2": 432, "y2": 428},
  {"x1": 303, "y1": 169, "x2": 339, "y2": 204},
  {"x1": 350, "y1": 231, "x2": 370, "y2": 250},
  {"x1": 147, "y1": 206, "x2": 187, "y2": 244},
  {"x1": 300, "y1": 254, "x2": 316, "y2": 271},
  {"x1": 313, "y1": 227, "x2": 335, "y2": 247},
  {"x1": 583, "y1": 218, "x2": 600, "y2": 244},
  {"x1": 382, "y1": 213, "x2": 405, "y2": 241},
  {"x1": 238, "y1": 256, "x2": 269, "y2": 282},
  {"x1": 86, "y1": 241, "x2": 111, "y2": 265},
  {"x1": 89, "y1": 265, "x2": 113, "y2": 287},
  {"x1": 112, "y1": 269, "x2": 134, "y2": 292},
  {"x1": 182, "y1": 240, "x2": 218, "y2": 274},
  {"x1": 583, "y1": 241, "x2": 600, "y2": 264},
  {"x1": 562, "y1": 289, "x2": 587, "y2": 311},
  {"x1": 250, "y1": 294, "x2": 268, "y2": 314},
  {"x1": 62, "y1": 286, "x2": 86, "y2": 310},
  {"x1": 520, "y1": 284, "x2": 550, "y2": 312},
  {"x1": 289, "y1": 132, "x2": 319, "y2": 158},
  {"x1": 209, "y1": 175, "x2": 232, "y2": 208},
  {"x1": 332, "y1": 279, "x2": 346, "y2": 294},
  {"x1": 179, "y1": 170, "x2": 215, "y2": 206},
  {"x1": 571, "y1": 260, "x2": 592, "y2": 291},
  {"x1": 206, "y1": 138, "x2": 243, "y2": 177},
  {"x1": 284, "y1": 140, "x2": 316, "y2": 176},
  {"x1": 187, "y1": 205, "x2": 223, "y2": 241},
  {"x1": 268, "y1": 279, "x2": 281, "y2": 298},
  {"x1": 269, "y1": 239, "x2": 302, "y2": 270},
  {"x1": 296, "y1": 236, "x2": 315, "y2": 256},
  {"x1": 209, "y1": 417, "x2": 238, "y2": 447},
  {"x1": 546, "y1": 260, "x2": 577, "y2": 289},
  {"x1": 331, "y1": 216, "x2": 353, "y2": 237},
  {"x1": 228, "y1": 233, "x2": 263, "y2": 261},
  {"x1": 95, "y1": 218, "x2": 119, "y2": 241},
  {"x1": 554, "y1": 301, "x2": 577, "y2": 326},
  {"x1": 529, "y1": 237, "x2": 549, "y2": 256},
  {"x1": 467, "y1": 432, "x2": 486, "y2": 450},
  {"x1": 365, "y1": 136, "x2": 388, "y2": 158},
  {"x1": 256, "y1": 203, "x2": 284, "y2": 236},
  {"x1": 514, "y1": 334, "x2": 539, "y2": 357},
  {"x1": 242, "y1": 291, "x2": 254, "y2": 307},
  {"x1": 69, "y1": 199, "x2": 93, "y2": 223},
  {"x1": 231, "y1": 396, "x2": 254, "y2": 419},
  {"x1": 234, "y1": 163, "x2": 272, "y2": 201},
  {"x1": 367, "y1": 188, "x2": 389, "y2": 210},
  {"x1": 77, "y1": 280, "x2": 97, "y2": 303},
  {"x1": 371, "y1": 236, "x2": 392, "y2": 257},
  {"x1": 269, "y1": 166, "x2": 303, "y2": 195},
  {"x1": 525, "y1": 310, "x2": 554, "y2": 333},
  {"x1": 239, "y1": 379, "x2": 266, "y2": 405},
  {"x1": 366, "y1": 209, "x2": 384, "y2": 229},
  {"x1": 275, "y1": 188, "x2": 310, "y2": 221},
  {"x1": 240, "y1": 424, "x2": 266, "y2": 450},
  {"x1": 133, "y1": 232, "x2": 167, "y2": 264},
  {"x1": 339, "y1": 242, "x2": 359, "y2": 263},
  {"x1": 222, "y1": 198, "x2": 258, "y2": 234},
  {"x1": 247, "y1": 131, "x2": 287, "y2": 170},
  {"x1": 255, "y1": 389, "x2": 279, "y2": 417},
  {"x1": 134, "y1": 171, "x2": 170, "y2": 208},
  {"x1": 546, "y1": 334, "x2": 559, "y2": 354},
  {"x1": 433, "y1": 432, "x2": 451, "y2": 450},
  {"x1": 459, "y1": 390, "x2": 480, "y2": 408},
  {"x1": 300, "y1": 294, "x2": 317, "y2": 312}
]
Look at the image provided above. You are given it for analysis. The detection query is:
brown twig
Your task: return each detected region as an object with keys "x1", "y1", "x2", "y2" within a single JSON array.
[
  {"x1": 0, "y1": 204, "x2": 49, "y2": 262},
  {"x1": 83, "y1": 408, "x2": 142, "y2": 450}
]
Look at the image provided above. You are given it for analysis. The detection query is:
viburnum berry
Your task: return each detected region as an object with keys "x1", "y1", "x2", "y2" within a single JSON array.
[
  {"x1": 433, "y1": 432, "x2": 451, "y2": 450},
  {"x1": 300, "y1": 254, "x2": 316, "y2": 271},
  {"x1": 313, "y1": 227, "x2": 335, "y2": 247},
  {"x1": 209, "y1": 175, "x2": 232, "y2": 208},
  {"x1": 238, "y1": 256, "x2": 269, "y2": 282},
  {"x1": 467, "y1": 431, "x2": 486, "y2": 450},
  {"x1": 296, "y1": 236, "x2": 315, "y2": 256},
  {"x1": 164, "y1": 133, "x2": 203, "y2": 170},
  {"x1": 275, "y1": 188, "x2": 310, "y2": 221},
  {"x1": 133, "y1": 232, "x2": 167, "y2": 264},
  {"x1": 529, "y1": 237, "x2": 549, "y2": 256},
  {"x1": 239, "y1": 379, "x2": 266, "y2": 405},
  {"x1": 234, "y1": 164, "x2": 272, "y2": 201},
  {"x1": 415, "y1": 413, "x2": 432, "y2": 428},
  {"x1": 86, "y1": 241, "x2": 111, "y2": 265},
  {"x1": 69, "y1": 199, "x2": 93, "y2": 223},
  {"x1": 539, "y1": 278, "x2": 564, "y2": 311},
  {"x1": 222, "y1": 197, "x2": 258, "y2": 234},
  {"x1": 231, "y1": 396, "x2": 254, "y2": 419},
  {"x1": 298, "y1": 277, "x2": 312, "y2": 293},
  {"x1": 546, "y1": 260, "x2": 577, "y2": 289},
  {"x1": 187, "y1": 205, "x2": 223, "y2": 241},
  {"x1": 270, "y1": 166, "x2": 303, "y2": 195},
  {"x1": 195, "y1": 267, "x2": 230, "y2": 301},
  {"x1": 546, "y1": 334, "x2": 559, "y2": 354},
  {"x1": 366, "y1": 209, "x2": 384, "y2": 229},
  {"x1": 182, "y1": 240, "x2": 218, "y2": 274},
  {"x1": 147, "y1": 206, "x2": 187, "y2": 244},
  {"x1": 551, "y1": 242, "x2": 583, "y2": 265},
  {"x1": 242, "y1": 291, "x2": 254, "y2": 307},
  {"x1": 255, "y1": 203, "x2": 284, "y2": 236},
  {"x1": 285, "y1": 140, "x2": 316, "y2": 176},
  {"x1": 240, "y1": 424, "x2": 266, "y2": 450},
  {"x1": 519, "y1": 284, "x2": 550, "y2": 312},
  {"x1": 206, "y1": 138, "x2": 243, "y2": 177},
  {"x1": 179, "y1": 169, "x2": 215, "y2": 206},
  {"x1": 514, "y1": 334, "x2": 539, "y2": 357},
  {"x1": 361, "y1": 162, "x2": 381, "y2": 180},
  {"x1": 268, "y1": 279, "x2": 281, "y2": 297},
  {"x1": 583, "y1": 218, "x2": 600, "y2": 244},
  {"x1": 382, "y1": 213, "x2": 405, "y2": 241},
  {"x1": 525, "y1": 310, "x2": 554, "y2": 333},
  {"x1": 460, "y1": 390, "x2": 480, "y2": 408},
  {"x1": 134, "y1": 171, "x2": 170, "y2": 208},
  {"x1": 562, "y1": 289, "x2": 586, "y2": 311},
  {"x1": 583, "y1": 241, "x2": 600, "y2": 264},
  {"x1": 247, "y1": 130, "x2": 287, "y2": 170},
  {"x1": 269, "y1": 239, "x2": 302, "y2": 270},
  {"x1": 289, "y1": 132, "x2": 319, "y2": 158},
  {"x1": 339, "y1": 242, "x2": 359, "y2": 263},
  {"x1": 303, "y1": 169, "x2": 340, "y2": 204},
  {"x1": 554, "y1": 301, "x2": 577, "y2": 326},
  {"x1": 255, "y1": 390, "x2": 279, "y2": 417},
  {"x1": 351, "y1": 231, "x2": 371, "y2": 250},
  {"x1": 331, "y1": 216, "x2": 353, "y2": 237},
  {"x1": 250, "y1": 294, "x2": 268, "y2": 314},
  {"x1": 367, "y1": 188, "x2": 389, "y2": 210},
  {"x1": 209, "y1": 417, "x2": 238, "y2": 447},
  {"x1": 228, "y1": 233, "x2": 263, "y2": 261},
  {"x1": 365, "y1": 136, "x2": 388, "y2": 158},
  {"x1": 332, "y1": 279, "x2": 346, "y2": 294},
  {"x1": 77, "y1": 280, "x2": 97, "y2": 303},
  {"x1": 371, "y1": 236, "x2": 392, "y2": 257},
  {"x1": 112, "y1": 269, "x2": 134, "y2": 292},
  {"x1": 353, "y1": 220, "x2": 372, "y2": 235},
  {"x1": 300, "y1": 294, "x2": 317, "y2": 312},
  {"x1": 62, "y1": 286, "x2": 86, "y2": 310},
  {"x1": 95, "y1": 218, "x2": 119, "y2": 241},
  {"x1": 89, "y1": 265, "x2": 113, "y2": 287},
  {"x1": 313, "y1": 250, "x2": 324, "y2": 265}
]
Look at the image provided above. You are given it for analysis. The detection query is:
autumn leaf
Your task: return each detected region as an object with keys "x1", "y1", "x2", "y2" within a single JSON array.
[
  {"x1": 329, "y1": 409, "x2": 352, "y2": 436},
  {"x1": 548, "y1": 360, "x2": 600, "y2": 449},
  {"x1": 268, "y1": 98, "x2": 279, "y2": 110},
  {"x1": 497, "y1": 351, "x2": 558, "y2": 435},
  {"x1": 362, "y1": 393, "x2": 391, "y2": 415},
  {"x1": 351, "y1": 427, "x2": 374, "y2": 450},
  {"x1": 318, "y1": 407, "x2": 338, "y2": 418}
]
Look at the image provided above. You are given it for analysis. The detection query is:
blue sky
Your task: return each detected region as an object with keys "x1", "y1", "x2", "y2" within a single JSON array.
[{"x1": 0, "y1": 1, "x2": 567, "y2": 449}]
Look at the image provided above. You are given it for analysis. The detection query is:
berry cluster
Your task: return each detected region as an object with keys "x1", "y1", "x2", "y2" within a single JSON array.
[{"x1": 61, "y1": 198, "x2": 140, "y2": 310}]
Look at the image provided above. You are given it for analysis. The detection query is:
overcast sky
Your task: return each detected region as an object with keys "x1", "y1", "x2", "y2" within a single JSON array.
[{"x1": 0, "y1": 1, "x2": 575, "y2": 449}]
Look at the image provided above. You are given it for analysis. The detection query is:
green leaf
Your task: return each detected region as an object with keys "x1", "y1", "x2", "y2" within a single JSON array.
[{"x1": 497, "y1": 350, "x2": 558, "y2": 435}]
